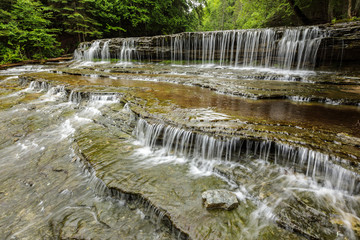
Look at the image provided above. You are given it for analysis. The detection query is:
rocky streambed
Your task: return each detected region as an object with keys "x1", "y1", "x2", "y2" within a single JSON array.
[
  {"x1": 0, "y1": 58, "x2": 359, "y2": 239},
  {"x1": 2, "y1": 22, "x2": 360, "y2": 239}
]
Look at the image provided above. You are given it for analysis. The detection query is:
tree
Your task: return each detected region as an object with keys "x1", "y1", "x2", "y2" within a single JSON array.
[
  {"x1": 202, "y1": 0, "x2": 293, "y2": 30},
  {"x1": 0, "y1": 0, "x2": 204, "y2": 63},
  {"x1": 0, "y1": 0, "x2": 62, "y2": 63},
  {"x1": 202, "y1": 0, "x2": 360, "y2": 31},
  {"x1": 113, "y1": 0, "x2": 202, "y2": 36},
  {"x1": 348, "y1": 0, "x2": 353, "y2": 18},
  {"x1": 47, "y1": 0, "x2": 102, "y2": 42},
  {"x1": 287, "y1": 0, "x2": 310, "y2": 25}
]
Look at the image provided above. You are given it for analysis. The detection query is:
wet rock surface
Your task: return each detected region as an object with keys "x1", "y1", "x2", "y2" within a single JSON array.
[
  {"x1": 202, "y1": 189, "x2": 239, "y2": 210},
  {"x1": 53, "y1": 64, "x2": 360, "y2": 107},
  {"x1": 8, "y1": 69, "x2": 358, "y2": 239},
  {"x1": 0, "y1": 47, "x2": 360, "y2": 240},
  {"x1": 76, "y1": 22, "x2": 360, "y2": 69}
]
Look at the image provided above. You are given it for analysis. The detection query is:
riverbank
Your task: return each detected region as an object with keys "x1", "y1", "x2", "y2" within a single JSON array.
[{"x1": 0, "y1": 56, "x2": 73, "y2": 70}]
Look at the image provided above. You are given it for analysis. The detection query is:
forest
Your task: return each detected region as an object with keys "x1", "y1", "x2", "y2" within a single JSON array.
[{"x1": 0, "y1": 0, "x2": 359, "y2": 64}]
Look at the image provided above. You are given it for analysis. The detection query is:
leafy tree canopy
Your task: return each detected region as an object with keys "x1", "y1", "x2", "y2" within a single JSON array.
[
  {"x1": 1, "y1": 0, "x2": 359, "y2": 64},
  {"x1": 202, "y1": 0, "x2": 360, "y2": 30},
  {"x1": 0, "y1": 0, "x2": 62, "y2": 63}
]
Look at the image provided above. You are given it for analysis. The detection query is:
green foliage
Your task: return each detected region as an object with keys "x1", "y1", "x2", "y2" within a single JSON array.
[
  {"x1": 202, "y1": 0, "x2": 293, "y2": 30},
  {"x1": 44, "y1": 0, "x2": 204, "y2": 50},
  {"x1": 0, "y1": 0, "x2": 62, "y2": 63},
  {"x1": 90, "y1": 0, "x2": 204, "y2": 37},
  {"x1": 1, "y1": 0, "x2": 358, "y2": 64},
  {"x1": 47, "y1": 0, "x2": 102, "y2": 42},
  {"x1": 0, "y1": 45, "x2": 24, "y2": 64},
  {"x1": 332, "y1": 16, "x2": 360, "y2": 23},
  {"x1": 0, "y1": 0, "x2": 204, "y2": 63},
  {"x1": 202, "y1": 0, "x2": 360, "y2": 31}
]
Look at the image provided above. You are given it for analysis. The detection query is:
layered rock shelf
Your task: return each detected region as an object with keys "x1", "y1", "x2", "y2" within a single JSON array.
[
  {"x1": 11, "y1": 73, "x2": 360, "y2": 239},
  {"x1": 1, "y1": 21, "x2": 360, "y2": 240},
  {"x1": 74, "y1": 21, "x2": 360, "y2": 69}
]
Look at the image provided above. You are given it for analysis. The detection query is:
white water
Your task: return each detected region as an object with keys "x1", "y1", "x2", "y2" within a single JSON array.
[
  {"x1": 0, "y1": 65, "x2": 49, "y2": 75},
  {"x1": 74, "y1": 26, "x2": 326, "y2": 70},
  {"x1": 133, "y1": 118, "x2": 360, "y2": 195},
  {"x1": 0, "y1": 84, "x2": 172, "y2": 239},
  {"x1": 132, "y1": 118, "x2": 360, "y2": 239},
  {"x1": 119, "y1": 39, "x2": 137, "y2": 62},
  {"x1": 2, "y1": 75, "x2": 359, "y2": 239},
  {"x1": 101, "y1": 40, "x2": 110, "y2": 62},
  {"x1": 84, "y1": 41, "x2": 100, "y2": 61}
]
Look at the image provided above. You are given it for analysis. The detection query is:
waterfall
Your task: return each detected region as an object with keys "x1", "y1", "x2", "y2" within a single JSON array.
[
  {"x1": 27, "y1": 81, "x2": 50, "y2": 92},
  {"x1": 277, "y1": 28, "x2": 323, "y2": 69},
  {"x1": 73, "y1": 49, "x2": 83, "y2": 61},
  {"x1": 169, "y1": 27, "x2": 325, "y2": 69},
  {"x1": 89, "y1": 93, "x2": 119, "y2": 103},
  {"x1": 45, "y1": 85, "x2": 67, "y2": 98},
  {"x1": 84, "y1": 41, "x2": 101, "y2": 61},
  {"x1": 74, "y1": 26, "x2": 326, "y2": 70},
  {"x1": 119, "y1": 39, "x2": 137, "y2": 62},
  {"x1": 101, "y1": 40, "x2": 110, "y2": 62},
  {"x1": 75, "y1": 40, "x2": 110, "y2": 62},
  {"x1": 134, "y1": 119, "x2": 360, "y2": 195},
  {"x1": 75, "y1": 39, "x2": 138, "y2": 62},
  {"x1": 69, "y1": 90, "x2": 82, "y2": 104}
]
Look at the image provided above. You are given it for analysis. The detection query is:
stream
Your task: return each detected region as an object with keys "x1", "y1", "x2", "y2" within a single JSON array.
[{"x1": 1, "y1": 24, "x2": 360, "y2": 240}]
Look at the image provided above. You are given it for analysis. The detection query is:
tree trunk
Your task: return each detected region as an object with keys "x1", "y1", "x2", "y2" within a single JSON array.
[
  {"x1": 287, "y1": 0, "x2": 311, "y2": 25},
  {"x1": 355, "y1": 0, "x2": 360, "y2": 16},
  {"x1": 328, "y1": 0, "x2": 334, "y2": 21},
  {"x1": 348, "y1": 0, "x2": 353, "y2": 18}
]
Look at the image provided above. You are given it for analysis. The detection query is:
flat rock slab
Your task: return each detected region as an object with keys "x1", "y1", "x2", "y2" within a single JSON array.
[{"x1": 202, "y1": 189, "x2": 239, "y2": 210}]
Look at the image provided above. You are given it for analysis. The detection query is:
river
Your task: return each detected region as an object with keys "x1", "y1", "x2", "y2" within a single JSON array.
[{"x1": 1, "y1": 24, "x2": 360, "y2": 239}]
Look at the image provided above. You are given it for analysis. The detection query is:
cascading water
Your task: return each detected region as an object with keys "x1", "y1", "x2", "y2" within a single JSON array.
[
  {"x1": 169, "y1": 27, "x2": 325, "y2": 69},
  {"x1": 74, "y1": 40, "x2": 110, "y2": 62},
  {"x1": 89, "y1": 93, "x2": 120, "y2": 103},
  {"x1": 101, "y1": 40, "x2": 110, "y2": 62},
  {"x1": 74, "y1": 26, "x2": 326, "y2": 70},
  {"x1": 23, "y1": 80, "x2": 51, "y2": 94},
  {"x1": 75, "y1": 39, "x2": 138, "y2": 63},
  {"x1": 4, "y1": 20, "x2": 360, "y2": 239},
  {"x1": 119, "y1": 39, "x2": 137, "y2": 62},
  {"x1": 2, "y1": 70, "x2": 360, "y2": 239},
  {"x1": 133, "y1": 118, "x2": 360, "y2": 195},
  {"x1": 69, "y1": 90, "x2": 82, "y2": 104},
  {"x1": 84, "y1": 40, "x2": 101, "y2": 61}
]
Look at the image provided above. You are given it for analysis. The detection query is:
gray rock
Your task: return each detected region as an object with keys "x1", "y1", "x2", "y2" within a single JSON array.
[{"x1": 202, "y1": 189, "x2": 239, "y2": 210}]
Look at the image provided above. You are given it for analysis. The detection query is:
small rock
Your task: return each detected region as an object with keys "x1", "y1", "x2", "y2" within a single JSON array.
[
  {"x1": 202, "y1": 189, "x2": 239, "y2": 210},
  {"x1": 127, "y1": 203, "x2": 137, "y2": 210}
]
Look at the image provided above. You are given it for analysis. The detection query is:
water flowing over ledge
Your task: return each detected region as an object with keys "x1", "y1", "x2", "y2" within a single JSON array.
[
  {"x1": 134, "y1": 118, "x2": 360, "y2": 195},
  {"x1": 19, "y1": 77, "x2": 360, "y2": 196},
  {"x1": 2, "y1": 74, "x2": 359, "y2": 239},
  {"x1": 75, "y1": 27, "x2": 325, "y2": 70},
  {"x1": 73, "y1": 22, "x2": 360, "y2": 70},
  {"x1": 72, "y1": 143, "x2": 190, "y2": 240},
  {"x1": 17, "y1": 76, "x2": 360, "y2": 168}
]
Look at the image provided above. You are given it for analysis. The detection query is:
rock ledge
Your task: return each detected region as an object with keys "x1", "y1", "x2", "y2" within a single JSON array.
[{"x1": 202, "y1": 189, "x2": 239, "y2": 210}]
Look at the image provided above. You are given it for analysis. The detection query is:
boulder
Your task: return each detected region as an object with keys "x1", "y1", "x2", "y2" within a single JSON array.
[{"x1": 202, "y1": 189, "x2": 239, "y2": 210}]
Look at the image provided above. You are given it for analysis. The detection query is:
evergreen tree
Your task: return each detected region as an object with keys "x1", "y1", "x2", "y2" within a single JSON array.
[{"x1": 46, "y1": 0, "x2": 102, "y2": 42}]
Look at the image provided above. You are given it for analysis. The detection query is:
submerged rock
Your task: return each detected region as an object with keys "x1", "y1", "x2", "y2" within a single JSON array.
[{"x1": 202, "y1": 189, "x2": 239, "y2": 210}]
